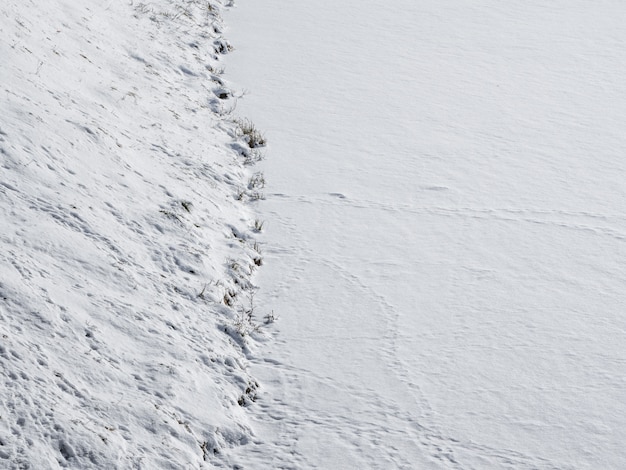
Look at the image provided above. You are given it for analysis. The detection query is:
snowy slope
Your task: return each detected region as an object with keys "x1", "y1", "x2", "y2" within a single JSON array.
[
  {"x1": 226, "y1": 1, "x2": 626, "y2": 469},
  {"x1": 1, "y1": 1, "x2": 268, "y2": 468}
]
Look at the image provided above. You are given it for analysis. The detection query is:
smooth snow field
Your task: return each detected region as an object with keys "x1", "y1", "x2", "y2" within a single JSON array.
[{"x1": 226, "y1": 1, "x2": 626, "y2": 469}]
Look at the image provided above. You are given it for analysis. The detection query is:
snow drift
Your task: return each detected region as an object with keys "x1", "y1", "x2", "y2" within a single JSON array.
[{"x1": 1, "y1": 1, "x2": 266, "y2": 467}]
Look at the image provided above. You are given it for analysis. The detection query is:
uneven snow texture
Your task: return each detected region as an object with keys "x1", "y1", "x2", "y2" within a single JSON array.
[{"x1": 1, "y1": 1, "x2": 265, "y2": 468}]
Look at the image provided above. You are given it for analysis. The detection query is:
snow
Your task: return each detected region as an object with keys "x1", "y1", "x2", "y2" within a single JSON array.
[
  {"x1": 1, "y1": 1, "x2": 267, "y2": 468},
  {"x1": 3, "y1": 0, "x2": 626, "y2": 468},
  {"x1": 225, "y1": 1, "x2": 626, "y2": 469}
]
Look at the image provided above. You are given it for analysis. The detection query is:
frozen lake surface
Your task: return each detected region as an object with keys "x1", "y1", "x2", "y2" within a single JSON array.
[{"x1": 227, "y1": 1, "x2": 626, "y2": 468}]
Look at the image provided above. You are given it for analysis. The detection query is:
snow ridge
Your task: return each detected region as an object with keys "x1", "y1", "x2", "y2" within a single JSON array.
[{"x1": 0, "y1": 0, "x2": 267, "y2": 468}]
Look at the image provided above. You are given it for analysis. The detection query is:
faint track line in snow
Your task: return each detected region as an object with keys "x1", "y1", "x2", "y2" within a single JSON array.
[
  {"x1": 259, "y1": 191, "x2": 584, "y2": 468},
  {"x1": 269, "y1": 192, "x2": 626, "y2": 242},
  {"x1": 290, "y1": 260, "x2": 569, "y2": 469},
  {"x1": 273, "y1": 245, "x2": 467, "y2": 468},
  {"x1": 258, "y1": 346, "x2": 566, "y2": 469},
  {"x1": 250, "y1": 359, "x2": 421, "y2": 469},
  {"x1": 310, "y1": 255, "x2": 548, "y2": 469}
]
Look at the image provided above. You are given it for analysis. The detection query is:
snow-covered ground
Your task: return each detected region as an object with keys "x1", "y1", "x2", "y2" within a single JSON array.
[
  {"x1": 226, "y1": 1, "x2": 626, "y2": 469},
  {"x1": 4, "y1": 1, "x2": 626, "y2": 468},
  {"x1": 1, "y1": 1, "x2": 269, "y2": 468}
]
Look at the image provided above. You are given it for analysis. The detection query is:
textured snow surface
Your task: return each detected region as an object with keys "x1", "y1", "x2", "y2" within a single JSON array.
[
  {"x1": 4, "y1": 0, "x2": 626, "y2": 468},
  {"x1": 1, "y1": 1, "x2": 267, "y2": 468},
  {"x1": 226, "y1": 1, "x2": 626, "y2": 469}
]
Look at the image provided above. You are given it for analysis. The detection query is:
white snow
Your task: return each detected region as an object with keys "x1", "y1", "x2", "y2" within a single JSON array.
[
  {"x1": 4, "y1": 0, "x2": 626, "y2": 469},
  {"x1": 225, "y1": 1, "x2": 626, "y2": 469},
  {"x1": 1, "y1": 1, "x2": 267, "y2": 468}
]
